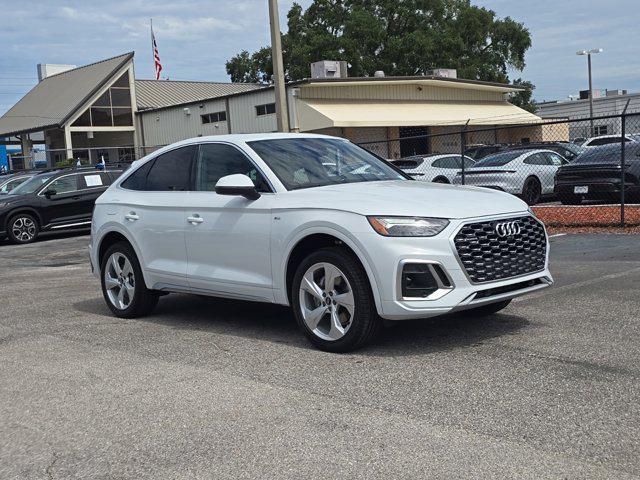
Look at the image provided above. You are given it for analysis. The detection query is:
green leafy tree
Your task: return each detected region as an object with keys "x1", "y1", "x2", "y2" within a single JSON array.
[
  {"x1": 226, "y1": 0, "x2": 533, "y2": 88},
  {"x1": 509, "y1": 78, "x2": 537, "y2": 113}
]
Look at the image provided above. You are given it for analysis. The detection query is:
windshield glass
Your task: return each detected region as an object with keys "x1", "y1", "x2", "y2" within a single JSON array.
[
  {"x1": 572, "y1": 143, "x2": 640, "y2": 165},
  {"x1": 472, "y1": 151, "x2": 522, "y2": 167},
  {"x1": 9, "y1": 173, "x2": 53, "y2": 195},
  {"x1": 247, "y1": 138, "x2": 407, "y2": 190}
]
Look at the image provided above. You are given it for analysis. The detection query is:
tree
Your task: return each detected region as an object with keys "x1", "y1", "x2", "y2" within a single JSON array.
[
  {"x1": 509, "y1": 78, "x2": 537, "y2": 113},
  {"x1": 226, "y1": 0, "x2": 533, "y2": 87}
]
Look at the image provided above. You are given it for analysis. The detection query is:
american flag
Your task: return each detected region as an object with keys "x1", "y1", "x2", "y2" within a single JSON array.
[{"x1": 151, "y1": 23, "x2": 163, "y2": 80}]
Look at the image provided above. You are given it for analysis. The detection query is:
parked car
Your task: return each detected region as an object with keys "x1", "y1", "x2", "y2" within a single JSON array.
[
  {"x1": 0, "y1": 166, "x2": 124, "y2": 244},
  {"x1": 507, "y1": 142, "x2": 585, "y2": 162},
  {"x1": 392, "y1": 154, "x2": 475, "y2": 183},
  {"x1": 554, "y1": 143, "x2": 640, "y2": 204},
  {"x1": 0, "y1": 172, "x2": 35, "y2": 195},
  {"x1": 452, "y1": 149, "x2": 569, "y2": 205},
  {"x1": 581, "y1": 134, "x2": 638, "y2": 149},
  {"x1": 90, "y1": 133, "x2": 552, "y2": 352},
  {"x1": 464, "y1": 144, "x2": 510, "y2": 160}
]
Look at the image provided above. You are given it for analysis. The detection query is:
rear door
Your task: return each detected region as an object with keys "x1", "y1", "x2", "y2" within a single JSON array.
[
  {"x1": 76, "y1": 172, "x2": 112, "y2": 221},
  {"x1": 118, "y1": 146, "x2": 196, "y2": 288}
]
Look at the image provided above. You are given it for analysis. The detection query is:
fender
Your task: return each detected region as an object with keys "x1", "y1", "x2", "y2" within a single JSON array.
[
  {"x1": 3, "y1": 206, "x2": 43, "y2": 231},
  {"x1": 93, "y1": 222, "x2": 154, "y2": 289},
  {"x1": 276, "y1": 221, "x2": 384, "y2": 316}
]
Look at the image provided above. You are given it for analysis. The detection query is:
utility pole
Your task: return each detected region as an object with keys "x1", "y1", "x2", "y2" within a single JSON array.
[
  {"x1": 268, "y1": 0, "x2": 290, "y2": 132},
  {"x1": 577, "y1": 48, "x2": 602, "y2": 136}
]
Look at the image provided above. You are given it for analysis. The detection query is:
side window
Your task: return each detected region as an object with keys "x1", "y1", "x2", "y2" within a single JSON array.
[
  {"x1": 524, "y1": 154, "x2": 546, "y2": 166},
  {"x1": 442, "y1": 156, "x2": 460, "y2": 168},
  {"x1": 463, "y1": 157, "x2": 475, "y2": 168},
  {"x1": 146, "y1": 146, "x2": 197, "y2": 191},
  {"x1": 79, "y1": 173, "x2": 110, "y2": 189},
  {"x1": 121, "y1": 161, "x2": 154, "y2": 191},
  {"x1": 48, "y1": 175, "x2": 78, "y2": 194},
  {"x1": 431, "y1": 158, "x2": 444, "y2": 168},
  {"x1": 195, "y1": 143, "x2": 270, "y2": 193},
  {"x1": 546, "y1": 153, "x2": 565, "y2": 166}
]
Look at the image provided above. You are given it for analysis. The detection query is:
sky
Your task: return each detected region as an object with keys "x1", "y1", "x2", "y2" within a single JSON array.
[{"x1": 1, "y1": 0, "x2": 639, "y2": 115}]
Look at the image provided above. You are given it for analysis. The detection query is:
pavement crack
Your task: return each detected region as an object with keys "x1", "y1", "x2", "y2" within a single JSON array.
[{"x1": 45, "y1": 451, "x2": 59, "y2": 480}]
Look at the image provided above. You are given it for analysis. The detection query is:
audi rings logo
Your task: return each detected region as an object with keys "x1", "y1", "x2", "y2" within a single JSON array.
[{"x1": 495, "y1": 221, "x2": 521, "y2": 237}]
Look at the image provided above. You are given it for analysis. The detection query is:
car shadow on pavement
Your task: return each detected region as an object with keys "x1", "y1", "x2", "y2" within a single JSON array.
[{"x1": 73, "y1": 294, "x2": 530, "y2": 357}]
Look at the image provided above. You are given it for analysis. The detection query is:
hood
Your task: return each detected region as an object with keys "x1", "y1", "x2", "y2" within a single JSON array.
[
  {"x1": 282, "y1": 180, "x2": 528, "y2": 219},
  {"x1": 0, "y1": 193, "x2": 29, "y2": 207}
]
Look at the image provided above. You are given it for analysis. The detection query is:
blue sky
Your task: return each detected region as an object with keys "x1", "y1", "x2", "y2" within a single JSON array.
[{"x1": 1, "y1": 0, "x2": 638, "y2": 115}]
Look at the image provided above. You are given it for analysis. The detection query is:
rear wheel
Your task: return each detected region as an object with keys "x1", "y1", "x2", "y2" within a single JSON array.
[
  {"x1": 522, "y1": 177, "x2": 542, "y2": 205},
  {"x1": 292, "y1": 247, "x2": 381, "y2": 352},
  {"x1": 433, "y1": 177, "x2": 449, "y2": 184},
  {"x1": 463, "y1": 299, "x2": 511, "y2": 317},
  {"x1": 100, "y1": 242, "x2": 159, "y2": 318},
  {"x1": 7, "y1": 213, "x2": 39, "y2": 244}
]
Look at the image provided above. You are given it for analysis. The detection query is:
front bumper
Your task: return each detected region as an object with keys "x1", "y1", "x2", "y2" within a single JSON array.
[{"x1": 359, "y1": 212, "x2": 552, "y2": 320}]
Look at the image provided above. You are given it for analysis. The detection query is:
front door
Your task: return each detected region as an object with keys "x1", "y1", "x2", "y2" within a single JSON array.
[
  {"x1": 184, "y1": 143, "x2": 273, "y2": 301},
  {"x1": 39, "y1": 174, "x2": 84, "y2": 227}
]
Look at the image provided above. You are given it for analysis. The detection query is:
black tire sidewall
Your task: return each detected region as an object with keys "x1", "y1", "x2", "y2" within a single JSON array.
[
  {"x1": 523, "y1": 177, "x2": 541, "y2": 205},
  {"x1": 292, "y1": 247, "x2": 378, "y2": 352},
  {"x1": 7, "y1": 213, "x2": 39, "y2": 244},
  {"x1": 100, "y1": 242, "x2": 156, "y2": 318}
]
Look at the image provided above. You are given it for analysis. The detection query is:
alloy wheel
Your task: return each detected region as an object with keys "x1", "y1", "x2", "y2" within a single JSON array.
[
  {"x1": 104, "y1": 252, "x2": 135, "y2": 310},
  {"x1": 299, "y1": 262, "x2": 355, "y2": 341},
  {"x1": 11, "y1": 216, "x2": 36, "y2": 242}
]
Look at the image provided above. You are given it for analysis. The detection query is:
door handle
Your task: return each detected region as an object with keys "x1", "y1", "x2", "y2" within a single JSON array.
[
  {"x1": 187, "y1": 215, "x2": 204, "y2": 225},
  {"x1": 124, "y1": 212, "x2": 139, "y2": 221}
]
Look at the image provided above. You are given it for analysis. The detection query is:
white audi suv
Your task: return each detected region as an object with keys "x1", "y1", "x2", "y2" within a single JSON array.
[{"x1": 90, "y1": 133, "x2": 553, "y2": 352}]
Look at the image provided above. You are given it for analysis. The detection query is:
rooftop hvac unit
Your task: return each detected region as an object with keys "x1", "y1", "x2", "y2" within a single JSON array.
[
  {"x1": 310, "y1": 60, "x2": 348, "y2": 79},
  {"x1": 431, "y1": 68, "x2": 457, "y2": 79}
]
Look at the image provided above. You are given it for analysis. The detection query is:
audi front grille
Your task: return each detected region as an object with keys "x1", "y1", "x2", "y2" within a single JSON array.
[{"x1": 453, "y1": 216, "x2": 547, "y2": 283}]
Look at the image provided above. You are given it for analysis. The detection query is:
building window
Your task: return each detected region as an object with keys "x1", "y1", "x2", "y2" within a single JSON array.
[
  {"x1": 594, "y1": 125, "x2": 608, "y2": 135},
  {"x1": 201, "y1": 111, "x2": 227, "y2": 124},
  {"x1": 71, "y1": 72, "x2": 133, "y2": 128},
  {"x1": 255, "y1": 103, "x2": 276, "y2": 116}
]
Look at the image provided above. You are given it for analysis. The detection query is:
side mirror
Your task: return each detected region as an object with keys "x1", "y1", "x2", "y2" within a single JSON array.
[
  {"x1": 215, "y1": 174, "x2": 260, "y2": 200},
  {"x1": 44, "y1": 189, "x2": 57, "y2": 198}
]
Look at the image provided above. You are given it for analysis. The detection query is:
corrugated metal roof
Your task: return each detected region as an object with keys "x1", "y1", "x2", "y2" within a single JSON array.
[
  {"x1": 134, "y1": 80, "x2": 261, "y2": 111},
  {"x1": 0, "y1": 52, "x2": 133, "y2": 137}
]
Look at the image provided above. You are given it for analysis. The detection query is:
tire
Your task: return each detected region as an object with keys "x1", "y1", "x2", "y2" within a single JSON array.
[
  {"x1": 7, "y1": 213, "x2": 39, "y2": 244},
  {"x1": 433, "y1": 177, "x2": 449, "y2": 184},
  {"x1": 463, "y1": 299, "x2": 511, "y2": 317},
  {"x1": 522, "y1": 177, "x2": 542, "y2": 206},
  {"x1": 292, "y1": 246, "x2": 381, "y2": 352},
  {"x1": 560, "y1": 194, "x2": 583, "y2": 205},
  {"x1": 100, "y1": 241, "x2": 159, "y2": 318}
]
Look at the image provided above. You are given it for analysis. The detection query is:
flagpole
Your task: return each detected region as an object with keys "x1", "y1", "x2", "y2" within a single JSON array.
[{"x1": 150, "y1": 18, "x2": 155, "y2": 79}]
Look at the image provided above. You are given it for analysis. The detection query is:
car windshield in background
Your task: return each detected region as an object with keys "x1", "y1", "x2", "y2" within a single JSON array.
[
  {"x1": 247, "y1": 138, "x2": 407, "y2": 190},
  {"x1": 472, "y1": 151, "x2": 522, "y2": 167},
  {"x1": 571, "y1": 143, "x2": 640, "y2": 165},
  {"x1": 9, "y1": 174, "x2": 53, "y2": 195}
]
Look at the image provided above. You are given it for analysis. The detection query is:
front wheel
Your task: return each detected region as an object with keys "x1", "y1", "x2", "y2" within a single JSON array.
[
  {"x1": 7, "y1": 213, "x2": 39, "y2": 244},
  {"x1": 292, "y1": 247, "x2": 381, "y2": 352},
  {"x1": 100, "y1": 242, "x2": 159, "y2": 318}
]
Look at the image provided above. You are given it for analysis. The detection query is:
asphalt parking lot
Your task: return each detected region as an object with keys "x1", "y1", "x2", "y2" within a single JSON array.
[{"x1": 1, "y1": 232, "x2": 639, "y2": 479}]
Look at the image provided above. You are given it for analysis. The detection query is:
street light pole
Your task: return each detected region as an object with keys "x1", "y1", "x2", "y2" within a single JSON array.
[
  {"x1": 268, "y1": 0, "x2": 290, "y2": 132},
  {"x1": 577, "y1": 48, "x2": 602, "y2": 137}
]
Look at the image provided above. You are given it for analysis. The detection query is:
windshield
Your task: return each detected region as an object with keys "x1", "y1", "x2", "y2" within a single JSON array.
[
  {"x1": 247, "y1": 138, "x2": 407, "y2": 190},
  {"x1": 9, "y1": 173, "x2": 53, "y2": 195},
  {"x1": 472, "y1": 151, "x2": 522, "y2": 167},
  {"x1": 571, "y1": 143, "x2": 640, "y2": 165}
]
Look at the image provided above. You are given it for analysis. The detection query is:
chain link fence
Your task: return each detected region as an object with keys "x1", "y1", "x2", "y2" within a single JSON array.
[{"x1": 357, "y1": 112, "x2": 640, "y2": 228}]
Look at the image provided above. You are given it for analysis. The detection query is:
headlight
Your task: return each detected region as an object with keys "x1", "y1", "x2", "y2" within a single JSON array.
[{"x1": 368, "y1": 216, "x2": 450, "y2": 237}]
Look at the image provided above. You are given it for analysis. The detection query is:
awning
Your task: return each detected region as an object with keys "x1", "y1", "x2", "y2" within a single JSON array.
[{"x1": 296, "y1": 99, "x2": 541, "y2": 131}]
